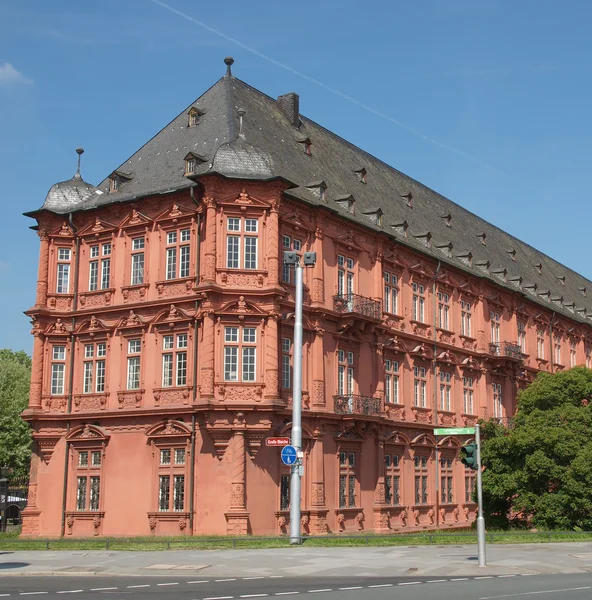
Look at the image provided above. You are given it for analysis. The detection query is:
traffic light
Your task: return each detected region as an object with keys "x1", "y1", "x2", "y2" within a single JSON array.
[{"x1": 460, "y1": 443, "x2": 478, "y2": 470}]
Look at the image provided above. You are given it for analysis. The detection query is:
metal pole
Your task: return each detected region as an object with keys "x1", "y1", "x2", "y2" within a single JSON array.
[
  {"x1": 289, "y1": 262, "x2": 303, "y2": 545},
  {"x1": 475, "y1": 423, "x2": 486, "y2": 567}
]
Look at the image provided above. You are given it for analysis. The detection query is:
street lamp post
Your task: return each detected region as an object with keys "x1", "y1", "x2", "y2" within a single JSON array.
[
  {"x1": 283, "y1": 250, "x2": 316, "y2": 545},
  {"x1": 475, "y1": 423, "x2": 486, "y2": 567}
]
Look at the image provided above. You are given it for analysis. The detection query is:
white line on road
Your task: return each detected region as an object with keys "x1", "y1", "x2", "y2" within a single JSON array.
[
  {"x1": 216, "y1": 578, "x2": 237, "y2": 582},
  {"x1": 157, "y1": 582, "x2": 179, "y2": 586},
  {"x1": 475, "y1": 576, "x2": 494, "y2": 579},
  {"x1": 240, "y1": 595, "x2": 269, "y2": 598},
  {"x1": 368, "y1": 584, "x2": 393, "y2": 588},
  {"x1": 243, "y1": 577, "x2": 265, "y2": 580},
  {"x1": 20, "y1": 593, "x2": 48, "y2": 596},
  {"x1": 56, "y1": 592, "x2": 83, "y2": 595},
  {"x1": 275, "y1": 593, "x2": 300, "y2": 596},
  {"x1": 338, "y1": 587, "x2": 362, "y2": 591},
  {"x1": 498, "y1": 575, "x2": 518, "y2": 578},
  {"x1": 451, "y1": 578, "x2": 469, "y2": 581},
  {"x1": 479, "y1": 586, "x2": 591, "y2": 600},
  {"x1": 90, "y1": 588, "x2": 117, "y2": 592},
  {"x1": 126, "y1": 584, "x2": 150, "y2": 588},
  {"x1": 204, "y1": 597, "x2": 234, "y2": 600},
  {"x1": 427, "y1": 579, "x2": 447, "y2": 583},
  {"x1": 307, "y1": 590, "x2": 332, "y2": 593},
  {"x1": 188, "y1": 580, "x2": 209, "y2": 584},
  {"x1": 398, "y1": 581, "x2": 422, "y2": 586}
]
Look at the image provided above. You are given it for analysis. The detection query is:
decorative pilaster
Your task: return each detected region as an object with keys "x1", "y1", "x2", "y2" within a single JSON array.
[
  {"x1": 311, "y1": 327, "x2": 325, "y2": 407},
  {"x1": 309, "y1": 428, "x2": 328, "y2": 533},
  {"x1": 28, "y1": 327, "x2": 44, "y2": 410},
  {"x1": 21, "y1": 445, "x2": 41, "y2": 536},
  {"x1": 35, "y1": 229, "x2": 49, "y2": 307},
  {"x1": 267, "y1": 201, "x2": 279, "y2": 285},
  {"x1": 373, "y1": 439, "x2": 390, "y2": 532},
  {"x1": 202, "y1": 197, "x2": 217, "y2": 282},
  {"x1": 264, "y1": 312, "x2": 280, "y2": 399},
  {"x1": 311, "y1": 227, "x2": 324, "y2": 304},
  {"x1": 226, "y1": 429, "x2": 250, "y2": 534},
  {"x1": 199, "y1": 309, "x2": 215, "y2": 398},
  {"x1": 374, "y1": 342, "x2": 385, "y2": 403}
]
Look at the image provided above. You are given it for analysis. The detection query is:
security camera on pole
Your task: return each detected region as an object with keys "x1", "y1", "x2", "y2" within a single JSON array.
[{"x1": 283, "y1": 250, "x2": 317, "y2": 545}]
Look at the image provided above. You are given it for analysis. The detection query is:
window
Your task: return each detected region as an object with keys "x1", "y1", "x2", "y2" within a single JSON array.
[
  {"x1": 518, "y1": 320, "x2": 527, "y2": 354},
  {"x1": 383, "y1": 272, "x2": 399, "y2": 314},
  {"x1": 337, "y1": 254, "x2": 355, "y2": 298},
  {"x1": 413, "y1": 365, "x2": 427, "y2": 408},
  {"x1": 339, "y1": 451, "x2": 357, "y2": 508},
  {"x1": 493, "y1": 382, "x2": 503, "y2": 418},
  {"x1": 537, "y1": 329, "x2": 545, "y2": 359},
  {"x1": 83, "y1": 342, "x2": 106, "y2": 394},
  {"x1": 412, "y1": 282, "x2": 425, "y2": 322},
  {"x1": 461, "y1": 300, "x2": 472, "y2": 337},
  {"x1": 440, "y1": 457, "x2": 453, "y2": 504},
  {"x1": 384, "y1": 453, "x2": 401, "y2": 506},
  {"x1": 439, "y1": 371, "x2": 452, "y2": 411},
  {"x1": 88, "y1": 242, "x2": 111, "y2": 291},
  {"x1": 158, "y1": 446, "x2": 186, "y2": 512},
  {"x1": 337, "y1": 349, "x2": 354, "y2": 398},
  {"x1": 463, "y1": 376, "x2": 474, "y2": 415},
  {"x1": 414, "y1": 455, "x2": 429, "y2": 505},
  {"x1": 56, "y1": 247, "x2": 71, "y2": 294},
  {"x1": 465, "y1": 469, "x2": 476, "y2": 503},
  {"x1": 282, "y1": 236, "x2": 302, "y2": 283},
  {"x1": 166, "y1": 229, "x2": 191, "y2": 280},
  {"x1": 185, "y1": 158, "x2": 197, "y2": 174},
  {"x1": 75, "y1": 449, "x2": 101, "y2": 511},
  {"x1": 280, "y1": 473, "x2": 290, "y2": 510},
  {"x1": 385, "y1": 359, "x2": 399, "y2": 404},
  {"x1": 188, "y1": 109, "x2": 200, "y2": 127},
  {"x1": 586, "y1": 346, "x2": 591, "y2": 369},
  {"x1": 162, "y1": 334, "x2": 188, "y2": 387},
  {"x1": 51, "y1": 345, "x2": 66, "y2": 395},
  {"x1": 281, "y1": 337, "x2": 292, "y2": 389},
  {"x1": 131, "y1": 237, "x2": 145, "y2": 285},
  {"x1": 437, "y1": 291, "x2": 450, "y2": 329},
  {"x1": 554, "y1": 338, "x2": 562, "y2": 364},
  {"x1": 224, "y1": 326, "x2": 257, "y2": 382},
  {"x1": 127, "y1": 339, "x2": 141, "y2": 390},
  {"x1": 490, "y1": 311, "x2": 501, "y2": 345},
  {"x1": 226, "y1": 217, "x2": 259, "y2": 270},
  {"x1": 570, "y1": 341, "x2": 577, "y2": 367}
]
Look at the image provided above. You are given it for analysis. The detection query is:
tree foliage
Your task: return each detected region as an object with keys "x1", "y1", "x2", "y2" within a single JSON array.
[
  {"x1": 481, "y1": 366, "x2": 592, "y2": 530},
  {"x1": 0, "y1": 349, "x2": 32, "y2": 476}
]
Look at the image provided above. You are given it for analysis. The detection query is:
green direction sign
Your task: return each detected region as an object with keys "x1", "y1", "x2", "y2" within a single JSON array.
[{"x1": 433, "y1": 427, "x2": 475, "y2": 436}]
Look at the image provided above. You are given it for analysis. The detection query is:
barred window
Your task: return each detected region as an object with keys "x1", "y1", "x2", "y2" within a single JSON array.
[
  {"x1": 414, "y1": 454, "x2": 429, "y2": 505},
  {"x1": 158, "y1": 446, "x2": 186, "y2": 512},
  {"x1": 339, "y1": 451, "x2": 357, "y2": 508},
  {"x1": 384, "y1": 452, "x2": 401, "y2": 506},
  {"x1": 75, "y1": 447, "x2": 101, "y2": 512},
  {"x1": 440, "y1": 457, "x2": 454, "y2": 504}
]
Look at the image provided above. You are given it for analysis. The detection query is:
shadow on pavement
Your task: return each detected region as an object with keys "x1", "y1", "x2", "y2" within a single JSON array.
[{"x1": 0, "y1": 562, "x2": 29, "y2": 570}]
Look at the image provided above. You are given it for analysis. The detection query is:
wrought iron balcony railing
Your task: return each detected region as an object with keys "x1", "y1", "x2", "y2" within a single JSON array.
[
  {"x1": 489, "y1": 341, "x2": 524, "y2": 361},
  {"x1": 333, "y1": 293, "x2": 382, "y2": 320},
  {"x1": 334, "y1": 394, "x2": 383, "y2": 416}
]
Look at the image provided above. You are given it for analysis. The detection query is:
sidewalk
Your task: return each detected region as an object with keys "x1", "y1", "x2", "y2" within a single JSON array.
[{"x1": 2, "y1": 542, "x2": 592, "y2": 578}]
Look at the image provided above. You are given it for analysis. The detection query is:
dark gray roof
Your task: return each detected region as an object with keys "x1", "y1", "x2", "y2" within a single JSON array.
[
  {"x1": 41, "y1": 173, "x2": 103, "y2": 211},
  {"x1": 32, "y1": 70, "x2": 592, "y2": 327}
]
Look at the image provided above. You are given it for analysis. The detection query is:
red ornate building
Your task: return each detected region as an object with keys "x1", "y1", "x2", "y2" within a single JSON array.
[{"x1": 22, "y1": 58, "x2": 592, "y2": 537}]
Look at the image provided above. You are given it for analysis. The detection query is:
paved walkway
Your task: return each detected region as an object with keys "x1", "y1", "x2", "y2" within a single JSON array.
[{"x1": 2, "y1": 542, "x2": 592, "y2": 577}]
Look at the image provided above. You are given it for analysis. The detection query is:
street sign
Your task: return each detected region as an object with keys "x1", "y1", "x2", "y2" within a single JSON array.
[
  {"x1": 266, "y1": 437, "x2": 290, "y2": 447},
  {"x1": 433, "y1": 427, "x2": 475, "y2": 436},
  {"x1": 281, "y1": 445, "x2": 298, "y2": 466}
]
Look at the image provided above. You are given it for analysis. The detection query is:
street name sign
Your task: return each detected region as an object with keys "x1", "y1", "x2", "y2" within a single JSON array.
[
  {"x1": 433, "y1": 427, "x2": 475, "y2": 436},
  {"x1": 266, "y1": 437, "x2": 290, "y2": 447},
  {"x1": 281, "y1": 445, "x2": 298, "y2": 465}
]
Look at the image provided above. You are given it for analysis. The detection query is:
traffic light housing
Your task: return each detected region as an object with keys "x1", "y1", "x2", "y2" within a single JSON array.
[{"x1": 460, "y1": 443, "x2": 478, "y2": 470}]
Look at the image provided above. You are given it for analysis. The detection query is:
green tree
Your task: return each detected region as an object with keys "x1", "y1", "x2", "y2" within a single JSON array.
[
  {"x1": 481, "y1": 366, "x2": 592, "y2": 530},
  {"x1": 0, "y1": 349, "x2": 32, "y2": 476}
]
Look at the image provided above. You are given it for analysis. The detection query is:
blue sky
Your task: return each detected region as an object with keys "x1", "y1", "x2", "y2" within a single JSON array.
[{"x1": 1, "y1": 0, "x2": 591, "y2": 353}]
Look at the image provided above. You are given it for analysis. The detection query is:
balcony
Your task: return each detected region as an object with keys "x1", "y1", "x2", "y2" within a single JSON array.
[
  {"x1": 333, "y1": 293, "x2": 382, "y2": 320},
  {"x1": 489, "y1": 341, "x2": 524, "y2": 361},
  {"x1": 334, "y1": 394, "x2": 383, "y2": 417}
]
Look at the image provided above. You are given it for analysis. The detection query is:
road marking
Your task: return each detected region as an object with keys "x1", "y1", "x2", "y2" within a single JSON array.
[
  {"x1": 398, "y1": 581, "x2": 422, "y2": 586},
  {"x1": 275, "y1": 593, "x2": 300, "y2": 596},
  {"x1": 90, "y1": 588, "x2": 117, "y2": 592},
  {"x1": 188, "y1": 580, "x2": 209, "y2": 584},
  {"x1": 475, "y1": 576, "x2": 494, "y2": 579},
  {"x1": 216, "y1": 578, "x2": 237, "y2": 582},
  {"x1": 427, "y1": 579, "x2": 447, "y2": 583},
  {"x1": 479, "y1": 586, "x2": 591, "y2": 600},
  {"x1": 368, "y1": 584, "x2": 393, "y2": 588},
  {"x1": 20, "y1": 593, "x2": 48, "y2": 596},
  {"x1": 338, "y1": 587, "x2": 362, "y2": 591},
  {"x1": 243, "y1": 577, "x2": 265, "y2": 580},
  {"x1": 56, "y1": 592, "x2": 83, "y2": 595},
  {"x1": 127, "y1": 584, "x2": 150, "y2": 588},
  {"x1": 240, "y1": 595, "x2": 269, "y2": 598},
  {"x1": 204, "y1": 597, "x2": 234, "y2": 600},
  {"x1": 157, "y1": 582, "x2": 178, "y2": 586},
  {"x1": 307, "y1": 590, "x2": 332, "y2": 593},
  {"x1": 451, "y1": 578, "x2": 469, "y2": 581},
  {"x1": 498, "y1": 575, "x2": 518, "y2": 578}
]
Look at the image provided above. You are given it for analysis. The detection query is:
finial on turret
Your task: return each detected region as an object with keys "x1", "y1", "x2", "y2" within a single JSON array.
[
  {"x1": 237, "y1": 108, "x2": 246, "y2": 138},
  {"x1": 224, "y1": 56, "x2": 234, "y2": 77},
  {"x1": 75, "y1": 147, "x2": 84, "y2": 178}
]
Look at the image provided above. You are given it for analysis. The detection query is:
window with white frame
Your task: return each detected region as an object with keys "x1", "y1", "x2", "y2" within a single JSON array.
[
  {"x1": 385, "y1": 359, "x2": 399, "y2": 404},
  {"x1": 570, "y1": 341, "x2": 577, "y2": 367},
  {"x1": 554, "y1": 338, "x2": 562, "y2": 364},
  {"x1": 56, "y1": 247, "x2": 71, "y2": 294},
  {"x1": 88, "y1": 242, "x2": 111, "y2": 291},
  {"x1": 130, "y1": 237, "x2": 145, "y2": 285},
  {"x1": 223, "y1": 326, "x2": 257, "y2": 382},
  {"x1": 518, "y1": 320, "x2": 527, "y2": 354},
  {"x1": 537, "y1": 328, "x2": 545, "y2": 359},
  {"x1": 437, "y1": 291, "x2": 450, "y2": 329},
  {"x1": 412, "y1": 282, "x2": 425, "y2": 322},
  {"x1": 83, "y1": 342, "x2": 106, "y2": 394},
  {"x1": 586, "y1": 346, "x2": 591, "y2": 369},
  {"x1": 158, "y1": 447, "x2": 186, "y2": 512},
  {"x1": 337, "y1": 349, "x2": 354, "y2": 396},
  {"x1": 465, "y1": 469, "x2": 475, "y2": 503},
  {"x1": 413, "y1": 365, "x2": 427, "y2": 408},
  {"x1": 414, "y1": 454, "x2": 429, "y2": 505},
  {"x1": 384, "y1": 452, "x2": 401, "y2": 506},
  {"x1": 383, "y1": 272, "x2": 399, "y2": 314},
  {"x1": 162, "y1": 334, "x2": 188, "y2": 387},
  {"x1": 126, "y1": 339, "x2": 141, "y2": 390},
  {"x1": 226, "y1": 217, "x2": 259, "y2": 270},
  {"x1": 463, "y1": 376, "x2": 474, "y2": 414},
  {"x1": 493, "y1": 382, "x2": 503, "y2": 418},
  {"x1": 440, "y1": 456, "x2": 454, "y2": 504},
  {"x1": 165, "y1": 229, "x2": 191, "y2": 280},
  {"x1": 461, "y1": 300, "x2": 472, "y2": 337},
  {"x1": 281, "y1": 337, "x2": 292, "y2": 389},
  {"x1": 339, "y1": 451, "x2": 357, "y2": 508},
  {"x1": 75, "y1": 449, "x2": 101, "y2": 511},
  {"x1": 282, "y1": 236, "x2": 302, "y2": 283},
  {"x1": 337, "y1": 254, "x2": 354, "y2": 298},
  {"x1": 51, "y1": 345, "x2": 66, "y2": 395},
  {"x1": 439, "y1": 370, "x2": 452, "y2": 411},
  {"x1": 490, "y1": 311, "x2": 501, "y2": 345}
]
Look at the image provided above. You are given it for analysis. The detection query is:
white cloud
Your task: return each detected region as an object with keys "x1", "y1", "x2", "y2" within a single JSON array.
[{"x1": 0, "y1": 63, "x2": 33, "y2": 87}]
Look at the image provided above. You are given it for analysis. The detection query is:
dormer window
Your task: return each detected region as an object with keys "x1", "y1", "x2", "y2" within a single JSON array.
[
  {"x1": 401, "y1": 193, "x2": 413, "y2": 208},
  {"x1": 355, "y1": 168, "x2": 367, "y2": 184},
  {"x1": 391, "y1": 221, "x2": 408, "y2": 237},
  {"x1": 305, "y1": 180, "x2": 327, "y2": 202},
  {"x1": 298, "y1": 138, "x2": 312, "y2": 155},
  {"x1": 334, "y1": 194, "x2": 355, "y2": 214},
  {"x1": 108, "y1": 170, "x2": 132, "y2": 193},
  {"x1": 110, "y1": 176, "x2": 119, "y2": 193},
  {"x1": 184, "y1": 153, "x2": 205, "y2": 176},
  {"x1": 188, "y1": 108, "x2": 203, "y2": 127},
  {"x1": 362, "y1": 208, "x2": 383, "y2": 227}
]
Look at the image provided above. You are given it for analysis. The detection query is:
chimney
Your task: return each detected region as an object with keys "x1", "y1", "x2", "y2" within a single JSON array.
[{"x1": 277, "y1": 92, "x2": 300, "y2": 128}]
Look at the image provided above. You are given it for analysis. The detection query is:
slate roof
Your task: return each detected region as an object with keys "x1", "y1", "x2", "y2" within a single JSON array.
[{"x1": 31, "y1": 64, "x2": 592, "y2": 327}]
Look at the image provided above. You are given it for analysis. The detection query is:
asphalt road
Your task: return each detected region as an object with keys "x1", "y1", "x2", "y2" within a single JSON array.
[{"x1": 1, "y1": 573, "x2": 592, "y2": 599}]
